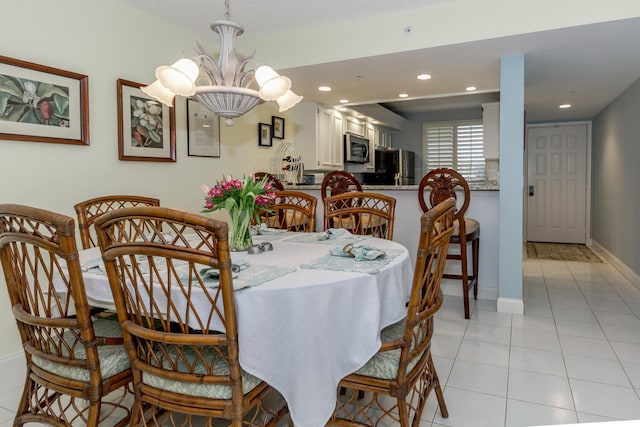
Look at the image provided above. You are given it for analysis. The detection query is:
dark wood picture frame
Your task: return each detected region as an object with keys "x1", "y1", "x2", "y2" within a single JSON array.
[
  {"x1": 258, "y1": 122, "x2": 272, "y2": 147},
  {"x1": 187, "y1": 99, "x2": 220, "y2": 157},
  {"x1": 272, "y1": 115, "x2": 285, "y2": 139},
  {"x1": 117, "y1": 78, "x2": 176, "y2": 162},
  {"x1": 0, "y1": 55, "x2": 89, "y2": 145}
]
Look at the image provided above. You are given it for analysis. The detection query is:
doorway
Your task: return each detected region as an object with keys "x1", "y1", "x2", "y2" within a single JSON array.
[{"x1": 526, "y1": 123, "x2": 590, "y2": 244}]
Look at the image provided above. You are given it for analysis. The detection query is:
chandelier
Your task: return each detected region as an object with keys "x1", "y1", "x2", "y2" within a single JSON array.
[{"x1": 142, "y1": 0, "x2": 302, "y2": 126}]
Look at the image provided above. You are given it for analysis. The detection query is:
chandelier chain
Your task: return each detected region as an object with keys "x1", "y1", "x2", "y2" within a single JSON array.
[{"x1": 224, "y1": 0, "x2": 230, "y2": 20}]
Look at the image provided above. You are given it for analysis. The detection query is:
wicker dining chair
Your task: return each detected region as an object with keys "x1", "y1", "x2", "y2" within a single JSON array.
[
  {"x1": 324, "y1": 191, "x2": 396, "y2": 240},
  {"x1": 329, "y1": 198, "x2": 456, "y2": 427},
  {"x1": 418, "y1": 168, "x2": 480, "y2": 319},
  {"x1": 254, "y1": 171, "x2": 285, "y2": 191},
  {"x1": 94, "y1": 206, "x2": 287, "y2": 427},
  {"x1": 259, "y1": 190, "x2": 317, "y2": 232},
  {"x1": 74, "y1": 195, "x2": 160, "y2": 249},
  {"x1": 0, "y1": 204, "x2": 133, "y2": 426}
]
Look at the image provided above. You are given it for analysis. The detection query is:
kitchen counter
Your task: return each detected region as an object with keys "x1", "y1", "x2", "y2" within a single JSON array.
[{"x1": 284, "y1": 184, "x2": 499, "y2": 191}]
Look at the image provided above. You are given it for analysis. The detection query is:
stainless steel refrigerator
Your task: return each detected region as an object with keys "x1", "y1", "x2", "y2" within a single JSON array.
[{"x1": 374, "y1": 148, "x2": 416, "y2": 185}]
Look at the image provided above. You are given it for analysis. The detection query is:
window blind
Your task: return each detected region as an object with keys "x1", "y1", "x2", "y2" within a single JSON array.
[{"x1": 423, "y1": 121, "x2": 485, "y2": 184}]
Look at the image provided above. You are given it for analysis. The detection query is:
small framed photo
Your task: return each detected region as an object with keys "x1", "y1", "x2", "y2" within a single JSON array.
[
  {"x1": 117, "y1": 78, "x2": 176, "y2": 162},
  {"x1": 272, "y1": 116, "x2": 285, "y2": 139},
  {"x1": 258, "y1": 122, "x2": 272, "y2": 147},
  {"x1": 0, "y1": 55, "x2": 89, "y2": 145},
  {"x1": 187, "y1": 99, "x2": 220, "y2": 157}
]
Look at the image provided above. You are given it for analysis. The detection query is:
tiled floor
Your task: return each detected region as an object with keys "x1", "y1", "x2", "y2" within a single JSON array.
[
  {"x1": 1, "y1": 257, "x2": 639, "y2": 426},
  {"x1": 423, "y1": 257, "x2": 640, "y2": 427}
]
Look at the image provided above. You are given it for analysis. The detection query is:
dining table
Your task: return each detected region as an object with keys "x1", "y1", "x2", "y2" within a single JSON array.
[{"x1": 73, "y1": 230, "x2": 413, "y2": 427}]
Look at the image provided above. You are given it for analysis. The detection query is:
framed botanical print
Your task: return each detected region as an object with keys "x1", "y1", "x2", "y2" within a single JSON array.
[
  {"x1": 187, "y1": 99, "x2": 220, "y2": 157},
  {"x1": 0, "y1": 55, "x2": 89, "y2": 145},
  {"x1": 117, "y1": 78, "x2": 176, "y2": 162},
  {"x1": 272, "y1": 115, "x2": 284, "y2": 139},
  {"x1": 258, "y1": 122, "x2": 272, "y2": 147}
]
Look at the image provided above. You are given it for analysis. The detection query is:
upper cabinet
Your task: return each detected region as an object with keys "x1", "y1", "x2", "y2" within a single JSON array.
[
  {"x1": 345, "y1": 116, "x2": 365, "y2": 137},
  {"x1": 365, "y1": 123, "x2": 377, "y2": 170},
  {"x1": 293, "y1": 103, "x2": 343, "y2": 170},
  {"x1": 378, "y1": 128, "x2": 392, "y2": 149},
  {"x1": 482, "y1": 102, "x2": 500, "y2": 159}
]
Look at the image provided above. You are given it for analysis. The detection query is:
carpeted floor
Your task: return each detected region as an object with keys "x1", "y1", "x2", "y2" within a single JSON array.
[{"x1": 526, "y1": 242, "x2": 602, "y2": 263}]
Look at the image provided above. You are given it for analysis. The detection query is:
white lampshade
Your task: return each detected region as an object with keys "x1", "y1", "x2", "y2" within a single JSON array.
[
  {"x1": 277, "y1": 90, "x2": 303, "y2": 112},
  {"x1": 255, "y1": 65, "x2": 291, "y2": 101},
  {"x1": 254, "y1": 65, "x2": 278, "y2": 86},
  {"x1": 156, "y1": 58, "x2": 199, "y2": 96},
  {"x1": 141, "y1": 80, "x2": 176, "y2": 107}
]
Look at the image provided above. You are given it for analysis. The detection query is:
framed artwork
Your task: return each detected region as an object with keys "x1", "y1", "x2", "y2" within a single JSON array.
[
  {"x1": 117, "y1": 78, "x2": 175, "y2": 162},
  {"x1": 187, "y1": 99, "x2": 220, "y2": 157},
  {"x1": 258, "y1": 122, "x2": 272, "y2": 147},
  {"x1": 272, "y1": 115, "x2": 284, "y2": 139},
  {"x1": 0, "y1": 55, "x2": 89, "y2": 145}
]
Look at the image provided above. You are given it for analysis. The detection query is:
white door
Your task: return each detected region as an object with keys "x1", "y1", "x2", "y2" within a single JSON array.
[{"x1": 526, "y1": 124, "x2": 588, "y2": 243}]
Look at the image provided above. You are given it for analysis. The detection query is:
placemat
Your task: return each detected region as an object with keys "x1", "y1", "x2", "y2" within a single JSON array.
[
  {"x1": 300, "y1": 249, "x2": 404, "y2": 274},
  {"x1": 283, "y1": 232, "x2": 367, "y2": 245}
]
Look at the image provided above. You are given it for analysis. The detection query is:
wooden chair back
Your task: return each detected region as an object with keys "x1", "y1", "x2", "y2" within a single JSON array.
[
  {"x1": 254, "y1": 171, "x2": 285, "y2": 191},
  {"x1": 418, "y1": 168, "x2": 469, "y2": 222},
  {"x1": 321, "y1": 170, "x2": 362, "y2": 202},
  {"x1": 259, "y1": 190, "x2": 317, "y2": 232},
  {"x1": 324, "y1": 191, "x2": 396, "y2": 240},
  {"x1": 403, "y1": 197, "x2": 455, "y2": 373},
  {"x1": 331, "y1": 198, "x2": 455, "y2": 426},
  {"x1": 0, "y1": 204, "x2": 132, "y2": 426},
  {"x1": 74, "y1": 195, "x2": 160, "y2": 249},
  {"x1": 94, "y1": 206, "x2": 284, "y2": 425}
]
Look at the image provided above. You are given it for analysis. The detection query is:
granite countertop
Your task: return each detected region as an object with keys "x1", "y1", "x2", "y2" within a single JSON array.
[{"x1": 283, "y1": 184, "x2": 499, "y2": 191}]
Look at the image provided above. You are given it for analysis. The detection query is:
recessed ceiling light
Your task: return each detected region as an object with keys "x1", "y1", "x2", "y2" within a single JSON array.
[
  {"x1": 318, "y1": 86, "x2": 331, "y2": 92},
  {"x1": 559, "y1": 104, "x2": 572, "y2": 109},
  {"x1": 339, "y1": 99, "x2": 349, "y2": 103},
  {"x1": 399, "y1": 93, "x2": 409, "y2": 98},
  {"x1": 417, "y1": 73, "x2": 432, "y2": 80},
  {"x1": 336, "y1": 107, "x2": 347, "y2": 111},
  {"x1": 356, "y1": 114, "x2": 364, "y2": 118},
  {"x1": 466, "y1": 86, "x2": 477, "y2": 91}
]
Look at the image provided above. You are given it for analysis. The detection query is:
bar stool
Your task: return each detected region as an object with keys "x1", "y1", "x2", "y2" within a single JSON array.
[{"x1": 418, "y1": 168, "x2": 480, "y2": 319}]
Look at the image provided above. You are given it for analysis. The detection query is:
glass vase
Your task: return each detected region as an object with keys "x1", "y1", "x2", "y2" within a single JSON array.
[{"x1": 227, "y1": 206, "x2": 254, "y2": 251}]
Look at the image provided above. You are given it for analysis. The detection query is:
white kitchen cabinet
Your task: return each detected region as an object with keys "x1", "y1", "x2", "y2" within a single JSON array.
[
  {"x1": 378, "y1": 127, "x2": 392, "y2": 148},
  {"x1": 482, "y1": 102, "x2": 500, "y2": 159},
  {"x1": 345, "y1": 116, "x2": 365, "y2": 136},
  {"x1": 292, "y1": 103, "x2": 343, "y2": 170},
  {"x1": 365, "y1": 123, "x2": 377, "y2": 170}
]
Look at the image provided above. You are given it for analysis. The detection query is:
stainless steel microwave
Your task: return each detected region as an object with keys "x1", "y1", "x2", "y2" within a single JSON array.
[{"x1": 344, "y1": 134, "x2": 370, "y2": 163}]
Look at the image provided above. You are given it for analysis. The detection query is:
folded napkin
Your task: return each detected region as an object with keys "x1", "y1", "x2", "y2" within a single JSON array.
[
  {"x1": 256, "y1": 223, "x2": 287, "y2": 235},
  {"x1": 317, "y1": 228, "x2": 354, "y2": 240},
  {"x1": 199, "y1": 259, "x2": 247, "y2": 277},
  {"x1": 329, "y1": 244, "x2": 386, "y2": 261}
]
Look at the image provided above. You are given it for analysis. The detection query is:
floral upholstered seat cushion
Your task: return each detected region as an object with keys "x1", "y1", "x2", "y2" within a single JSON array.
[
  {"x1": 354, "y1": 318, "x2": 422, "y2": 380},
  {"x1": 31, "y1": 317, "x2": 130, "y2": 382},
  {"x1": 142, "y1": 345, "x2": 262, "y2": 399}
]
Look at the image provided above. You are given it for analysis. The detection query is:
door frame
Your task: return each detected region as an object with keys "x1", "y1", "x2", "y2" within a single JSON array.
[{"x1": 524, "y1": 121, "x2": 592, "y2": 245}]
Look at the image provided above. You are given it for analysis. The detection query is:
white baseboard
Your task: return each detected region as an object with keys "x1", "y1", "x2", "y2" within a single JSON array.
[
  {"x1": 590, "y1": 240, "x2": 640, "y2": 290},
  {"x1": 497, "y1": 297, "x2": 524, "y2": 314}
]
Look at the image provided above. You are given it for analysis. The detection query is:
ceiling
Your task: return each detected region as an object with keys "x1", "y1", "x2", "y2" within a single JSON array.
[{"x1": 123, "y1": 0, "x2": 640, "y2": 124}]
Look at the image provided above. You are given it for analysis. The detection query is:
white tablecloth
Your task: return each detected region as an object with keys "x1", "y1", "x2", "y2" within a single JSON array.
[{"x1": 75, "y1": 234, "x2": 413, "y2": 427}]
